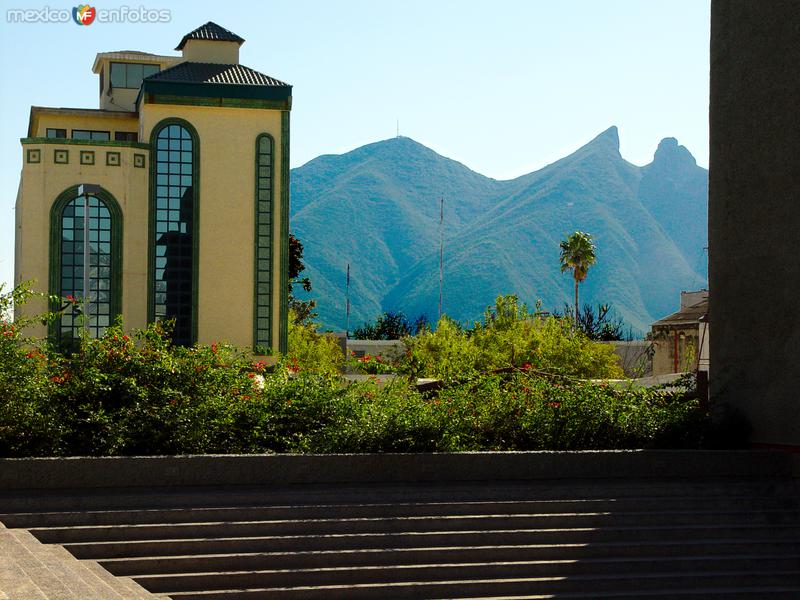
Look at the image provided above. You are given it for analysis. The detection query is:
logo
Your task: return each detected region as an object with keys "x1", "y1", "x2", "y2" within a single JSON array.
[{"x1": 72, "y1": 4, "x2": 96, "y2": 25}]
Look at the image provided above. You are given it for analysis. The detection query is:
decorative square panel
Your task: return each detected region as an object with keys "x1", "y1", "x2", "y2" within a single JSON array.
[
  {"x1": 80, "y1": 150, "x2": 95, "y2": 165},
  {"x1": 26, "y1": 148, "x2": 41, "y2": 164},
  {"x1": 106, "y1": 151, "x2": 121, "y2": 167},
  {"x1": 54, "y1": 149, "x2": 69, "y2": 164},
  {"x1": 133, "y1": 153, "x2": 146, "y2": 168}
]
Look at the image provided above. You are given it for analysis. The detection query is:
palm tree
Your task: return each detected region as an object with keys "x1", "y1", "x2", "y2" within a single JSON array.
[{"x1": 559, "y1": 231, "x2": 597, "y2": 326}]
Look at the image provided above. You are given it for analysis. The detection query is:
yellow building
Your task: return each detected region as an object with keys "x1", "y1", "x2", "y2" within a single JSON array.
[{"x1": 15, "y1": 22, "x2": 291, "y2": 354}]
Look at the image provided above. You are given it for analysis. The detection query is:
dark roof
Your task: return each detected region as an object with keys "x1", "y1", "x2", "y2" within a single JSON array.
[
  {"x1": 652, "y1": 298, "x2": 708, "y2": 329},
  {"x1": 145, "y1": 61, "x2": 289, "y2": 87},
  {"x1": 176, "y1": 22, "x2": 245, "y2": 50}
]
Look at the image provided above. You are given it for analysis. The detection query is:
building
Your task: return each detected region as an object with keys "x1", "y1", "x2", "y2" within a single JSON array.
[
  {"x1": 14, "y1": 22, "x2": 291, "y2": 354},
  {"x1": 650, "y1": 290, "x2": 709, "y2": 376}
]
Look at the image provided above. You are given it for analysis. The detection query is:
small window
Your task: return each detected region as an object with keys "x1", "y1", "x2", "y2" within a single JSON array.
[
  {"x1": 114, "y1": 131, "x2": 138, "y2": 142},
  {"x1": 72, "y1": 130, "x2": 110, "y2": 141},
  {"x1": 46, "y1": 128, "x2": 67, "y2": 139},
  {"x1": 110, "y1": 62, "x2": 160, "y2": 89}
]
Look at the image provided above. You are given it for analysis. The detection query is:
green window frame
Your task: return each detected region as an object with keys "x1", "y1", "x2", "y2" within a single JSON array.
[
  {"x1": 72, "y1": 130, "x2": 110, "y2": 141},
  {"x1": 254, "y1": 133, "x2": 275, "y2": 351},
  {"x1": 110, "y1": 61, "x2": 160, "y2": 89},
  {"x1": 148, "y1": 118, "x2": 199, "y2": 346},
  {"x1": 114, "y1": 131, "x2": 138, "y2": 142},
  {"x1": 279, "y1": 111, "x2": 290, "y2": 354},
  {"x1": 48, "y1": 185, "x2": 123, "y2": 347}
]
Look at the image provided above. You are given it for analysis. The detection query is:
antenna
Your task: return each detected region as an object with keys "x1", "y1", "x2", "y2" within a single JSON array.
[
  {"x1": 438, "y1": 196, "x2": 444, "y2": 320},
  {"x1": 345, "y1": 263, "x2": 351, "y2": 338}
]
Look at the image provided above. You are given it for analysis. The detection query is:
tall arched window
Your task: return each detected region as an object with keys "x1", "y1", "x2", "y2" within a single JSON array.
[
  {"x1": 49, "y1": 186, "x2": 122, "y2": 345},
  {"x1": 254, "y1": 133, "x2": 274, "y2": 350},
  {"x1": 150, "y1": 119, "x2": 198, "y2": 346}
]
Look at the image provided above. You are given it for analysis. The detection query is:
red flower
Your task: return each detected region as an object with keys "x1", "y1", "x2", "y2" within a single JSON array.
[
  {"x1": 549, "y1": 401, "x2": 561, "y2": 408},
  {"x1": 66, "y1": 295, "x2": 76, "y2": 303},
  {"x1": 211, "y1": 343, "x2": 218, "y2": 355},
  {"x1": 521, "y1": 363, "x2": 532, "y2": 371}
]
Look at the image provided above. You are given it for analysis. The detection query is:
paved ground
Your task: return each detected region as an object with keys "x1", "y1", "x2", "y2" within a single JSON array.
[{"x1": 0, "y1": 522, "x2": 157, "y2": 599}]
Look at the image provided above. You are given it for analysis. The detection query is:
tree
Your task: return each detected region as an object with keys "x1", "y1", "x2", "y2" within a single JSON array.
[
  {"x1": 353, "y1": 311, "x2": 429, "y2": 340},
  {"x1": 288, "y1": 233, "x2": 317, "y2": 325},
  {"x1": 557, "y1": 302, "x2": 633, "y2": 341},
  {"x1": 559, "y1": 231, "x2": 597, "y2": 326}
]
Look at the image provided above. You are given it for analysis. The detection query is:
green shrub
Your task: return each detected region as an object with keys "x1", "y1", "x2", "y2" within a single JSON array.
[
  {"x1": 402, "y1": 295, "x2": 623, "y2": 381},
  {"x1": 0, "y1": 285, "x2": 729, "y2": 456},
  {"x1": 0, "y1": 283, "x2": 66, "y2": 456},
  {"x1": 430, "y1": 373, "x2": 707, "y2": 451},
  {"x1": 286, "y1": 309, "x2": 343, "y2": 376}
]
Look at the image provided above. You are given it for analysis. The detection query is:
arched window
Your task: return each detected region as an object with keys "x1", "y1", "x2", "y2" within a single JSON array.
[
  {"x1": 150, "y1": 119, "x2": 198, "y2": 346},
  {"x1": 254, "y1": 133, "x2": 274, "y2": 350},
  {"x1": 49, "y1": 186, "x2": 122, "y2": 345}
]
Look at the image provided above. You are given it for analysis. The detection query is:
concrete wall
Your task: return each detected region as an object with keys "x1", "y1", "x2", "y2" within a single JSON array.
[
  {"x1": 607, "y1": 340, "x2": 653, "y2": 378},
  {"x1": 709, "y1": 1, "x2": 800, "y2": 446},
  {"x1": 0, "y1": 451, "x2": 794, "y2": 490},
  {"x1": 181, "y1": 40, "x2": 240, "y2": 64},
  {"x1": 345, "y1": 339, "x2": 406, "y2": 361},
  {"x1": 652, "y1": 328, "x2": 699, "y2": 377}
]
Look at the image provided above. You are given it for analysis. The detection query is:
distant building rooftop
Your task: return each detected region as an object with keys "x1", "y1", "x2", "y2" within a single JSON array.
[{"x1": 652, "y1": 298, "x2": 708, "y2": 329}]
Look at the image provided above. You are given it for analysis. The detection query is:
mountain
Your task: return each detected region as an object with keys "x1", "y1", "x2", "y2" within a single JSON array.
[{"x1": 290, "y1": 127, "x2": 708, "y2": 334}]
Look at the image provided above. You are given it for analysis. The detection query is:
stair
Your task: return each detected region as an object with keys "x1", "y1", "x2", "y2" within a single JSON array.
[
  {"x1": 0, "y1": 522, "x2": 159, "y2": 599},
  {"x1": 0, "y1": 453, "x2": 798, "y2": 598}
]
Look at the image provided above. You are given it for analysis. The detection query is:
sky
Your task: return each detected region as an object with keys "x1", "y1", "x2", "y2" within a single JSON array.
[{"x1": 0, "y1": 0, "x2": 710, "y2": 293}]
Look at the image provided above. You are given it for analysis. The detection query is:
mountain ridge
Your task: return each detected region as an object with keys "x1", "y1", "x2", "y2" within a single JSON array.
[{"x1": 290, "y1": 127, "x2": 708, "y2": 333}]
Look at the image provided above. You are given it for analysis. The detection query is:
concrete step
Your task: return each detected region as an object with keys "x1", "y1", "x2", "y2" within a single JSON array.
[
  {"x1": 160, "y1": 570, "x2": 800, "y2": 599},
  {"x1": 63, "y1": 522, "x2": 800, "y2": 559},
  {"x1": 5, "y1": 495, "x2": 800, "y2": 527},
  {"x1": 3, "y1": 463, "x2": 799, "y2": 599},
  {"x1": 99, "y1": 539, "x2": 800, "y2": 575},
  {"x1": 132, "y1": 556, "x2": 800, "y2": 593},
  {"x1": 28, "y1": 510, "x2": 800, "y2": 544}
]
